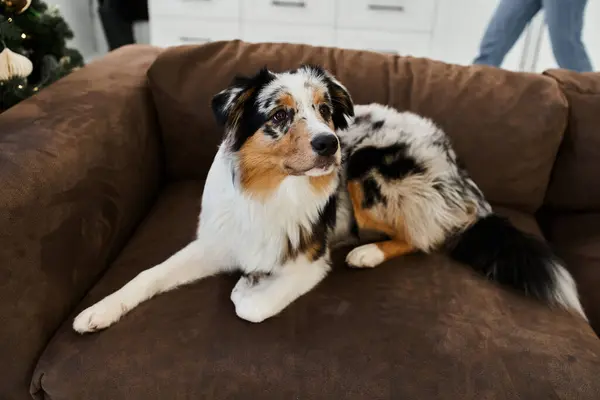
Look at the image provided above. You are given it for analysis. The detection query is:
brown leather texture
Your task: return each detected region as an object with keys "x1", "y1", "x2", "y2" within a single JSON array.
[
  {"x1": 32, "y1": 182, "x2": 600, "y2": 400},
  {"x1": 543, "y1": 69, "x2": 600, "y2": 211},
  {"x1": 0, "y1": 45, "x2": 163, "y2": 400},
  {"x1": 545, "y1": 213, "x2": 600, "y2": 335},
  {"x1": 148, "y1": 40, "x2": 567, "y2": 213}
]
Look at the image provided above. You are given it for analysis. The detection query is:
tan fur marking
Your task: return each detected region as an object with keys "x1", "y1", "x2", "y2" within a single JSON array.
[
  {"x1": 309, "y1": 173, "x2": 336, "y2": 195},
  {"x1": 347, "y1": 181, "x2": 398, "y2": 238},
  {"x1": 347, "y1": 180, "x2": 415, "y2": 245},
  {"x1": 312, "y1": 88, "x2": 326, "y2": 106},
  {"x1": 238, "y1": 121, "x2": 322, "y2": 200},
  {"x1": 283, "y1": 120, "x2": 319, "y2": 171},
  {"x1": 238, "y1": 133, "x2": 287, "y2": 199},
  {"x1": 311, "y1": 88, "x2": 336, "y2": 129},
  {"x1": 278, "y1": 93, "x2": 297, "y2": 109},
  {"x1": 347, "y1": 181, "x2": 416, "y2": 264},
  {"x1": 305, "y1": 241, "x2": 324, "y2": 262},
  {"x1": 375, "y1": 240, "x2": 415, "y2": 260},
  {"x1": 281, "y1": 225, "x2": 325, "y2": 263}
]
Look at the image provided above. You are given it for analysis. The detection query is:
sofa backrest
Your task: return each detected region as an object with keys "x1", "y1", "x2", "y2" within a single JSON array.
[
  {"x1": 542, "y1": 69, "x2": 600, "y2": 212},
  {"x1": 147, "y1": 40, "x2": 568, "y2": 213}
]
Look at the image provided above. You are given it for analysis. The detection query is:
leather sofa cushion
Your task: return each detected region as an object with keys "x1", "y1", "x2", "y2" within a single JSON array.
[
  {"x1": 32, "y1": 182, "x2": 600, "y2": 400},
  {"x1": 148, "y1": 40, "x2": 567, "y2": 212},
  {"x1": 543, "y1": 69, "x2": 600, "y2": 211}
]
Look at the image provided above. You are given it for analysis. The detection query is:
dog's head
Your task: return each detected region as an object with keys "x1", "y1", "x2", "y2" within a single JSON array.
[{"x1": 211, "y1": 65, "x2": 354, "y2": 198}]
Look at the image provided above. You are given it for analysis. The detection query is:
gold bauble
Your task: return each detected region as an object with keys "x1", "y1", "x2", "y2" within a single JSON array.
[{"x1": 4, "y1": 0, "x2": 32, "y2": 14}]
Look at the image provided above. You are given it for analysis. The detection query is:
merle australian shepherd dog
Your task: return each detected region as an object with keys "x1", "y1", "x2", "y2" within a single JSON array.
[{"x1": 73, "y1": 65, "x2": 585, "y2": 332}]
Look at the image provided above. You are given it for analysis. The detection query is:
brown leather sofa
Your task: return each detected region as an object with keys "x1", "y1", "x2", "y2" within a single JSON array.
[{"x1": 2, "y1": 40, "x2": 600, "y2": 400}]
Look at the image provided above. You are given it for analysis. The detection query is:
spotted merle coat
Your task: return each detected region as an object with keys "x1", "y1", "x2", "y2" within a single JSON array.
[{"x1": 335, "y1": 103, "x2": 585, "y2": 319}]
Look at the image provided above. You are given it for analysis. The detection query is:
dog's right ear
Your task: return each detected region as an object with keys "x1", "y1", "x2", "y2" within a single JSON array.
[
  {"x1": 211, "y1": 68, "x2": 275, "y2": 127},
  {"x1": 211, "y1": 84, "x2": 245, "y2": 126}
]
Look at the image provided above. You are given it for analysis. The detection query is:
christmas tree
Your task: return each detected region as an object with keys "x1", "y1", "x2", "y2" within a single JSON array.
[{"x1": 0, "y1": 0, "x2": 84, "y2": 112}]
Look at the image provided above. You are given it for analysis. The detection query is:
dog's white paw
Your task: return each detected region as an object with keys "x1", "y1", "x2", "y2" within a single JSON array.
[
  {"x1": 231, "y1": 278, "x2": 279, "y2": 323},
  {"x1": 234, "y1": 294, "x2": 277, "y2": 323},
  {"x1": 346, "y1": 244, "x2": 385, "y2": 268},
  {"x1": 72, "y1": 297, "x2": 126, "y2": 334},
  {"x1": 230, "y1": 276, "x2": 253, "y2": 305}
]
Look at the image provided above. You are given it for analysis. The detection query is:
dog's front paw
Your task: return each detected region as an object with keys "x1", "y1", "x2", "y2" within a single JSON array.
[
  {"x1": 346, "y1": 244, "x2": 385, "y2": 268},
  {"x1": 233, "y1": 294, "x2": 277, "y2": 323},
  {"x1": 231, "y1": 279, "x2": 279, "y2": 323},
  {"x1": 72, "y1": 297, "x2": 126, "y2": 334},
  {"x1": 230, "y1": 276, "x2": 253, "y2": 305}
]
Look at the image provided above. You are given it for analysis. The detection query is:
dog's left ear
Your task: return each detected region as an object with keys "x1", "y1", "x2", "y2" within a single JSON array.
[{"x1": 325, "y1": 75, "x2": 354, "y2": 131}]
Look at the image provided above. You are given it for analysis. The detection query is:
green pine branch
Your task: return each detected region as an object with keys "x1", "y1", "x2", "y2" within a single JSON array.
[
  {"x1": 0, "y1": 14, "x2": 24, "y2": 45},
  {"x1": 0, "y1": 77, "x2": 34, "y2": 112},
  {"x1": 0, "y1": 0, "x2": 85, "y2": 112}
]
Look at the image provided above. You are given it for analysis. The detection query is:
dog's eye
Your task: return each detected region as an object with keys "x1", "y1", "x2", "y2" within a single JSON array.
[
  {"x1": 319, "y1": 104, "x2": 331, "y2": 120},
  {"x1": 271, "y1": 110, "x2": 288, "y2": 124}
]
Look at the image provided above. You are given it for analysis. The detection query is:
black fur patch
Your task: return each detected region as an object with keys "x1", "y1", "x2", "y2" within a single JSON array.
[
  {"x1": 353, "y1": 114, "x2": 371, "y2": 125},
  {"x1": 210, "y1": 67, "x2": 276, "y2": 151},
  {"x1": 263, "y1": 125, "x2": 278, "y2": 139},
  {"x1": 346, "y1": 144, "x2": 425, "y2": 181},
  {"x1": 361, "y1": 177, "x2": 386, "y2": 208},
  {"x1": 241, "y1": 271, "x2": 271, "y2": 286},
  {"x1": 448, "y1": 214, "x2": 559, "y2": 302},
  {"x1": 350, "y1": 219, "x2": 360, "y2": 238},
  {"x1": 282, "y1": 195, "x2": 337, "y2": 263},
  {"x1": 321, "y1": 194, "x2": 338, "y2": 232},
  {"x1": 372, "y1": 120, "x2": 384, "y2": 130}
]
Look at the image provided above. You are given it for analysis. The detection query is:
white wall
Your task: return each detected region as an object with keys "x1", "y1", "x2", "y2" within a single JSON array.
[
  {"x1": 51, "y1": 0, "x2": 149, "y2": 62},
  {"x1": 52, "y1": 0, "x2": 98, "y2": 59}
]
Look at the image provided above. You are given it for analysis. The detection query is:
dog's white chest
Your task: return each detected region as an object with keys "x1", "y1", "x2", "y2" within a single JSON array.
[{"x1": 197, "y1": 149, "x2": 334, "y2": 273}]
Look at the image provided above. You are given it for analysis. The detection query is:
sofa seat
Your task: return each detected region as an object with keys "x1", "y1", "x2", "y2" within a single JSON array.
[{"x1": 31, "y1": 182, "x2": 600, "y2": 400}]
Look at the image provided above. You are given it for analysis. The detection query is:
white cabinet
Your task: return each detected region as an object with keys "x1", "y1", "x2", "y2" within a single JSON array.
[
  {"x1": 149, "y1": 0, "x2": 439, "y2": 59},
  {"x1": 240, "y1": 0, "x2": 335, "y2": 47},
  {"x1": 336, "y1": 29, "x2": 431, "y2": 58},
  {"x1": 242, "y1": 0, "x2": 335, "y2": 26},
  {"x1": 336, "y1": 0, "x2": 437, "y2": 33},
  {"x1": 149, "y1": 0, "x2": 241, "y2": 20},
  {"x1": 150, "y1": 17, "x2": 241, "y2": 48},
  {"x1": 242, "y1": 24, "x2": 335, "y2": 47},
  {"x1": 148, "y1": 0, "x2": 597, "y2": 72}
]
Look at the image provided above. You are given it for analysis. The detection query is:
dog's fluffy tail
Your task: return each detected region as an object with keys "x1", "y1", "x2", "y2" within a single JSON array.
[{"x1": 448, "y1": 214, "x2": 586, "y2": 319}]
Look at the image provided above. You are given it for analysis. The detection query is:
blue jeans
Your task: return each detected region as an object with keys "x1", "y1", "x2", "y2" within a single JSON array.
[{"x1": 473, "y1": 0, "x2": 593, "y2": 72}]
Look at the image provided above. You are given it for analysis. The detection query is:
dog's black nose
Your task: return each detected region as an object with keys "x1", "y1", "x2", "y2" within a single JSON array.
[{"x1": 311, "y1": 134, "x2": 338, "y2": 157}]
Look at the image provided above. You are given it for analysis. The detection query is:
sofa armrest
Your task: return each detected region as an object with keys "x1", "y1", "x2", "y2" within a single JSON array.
[
  {"x1": 542, "y1": 70, "x2": 600, "y2": 211},
  {"x1": 544, "y1": 213, "x2": 600, "y2": 335},
  {"x1": 0, "y1": 45, "x2": 163, "y2": 400}
]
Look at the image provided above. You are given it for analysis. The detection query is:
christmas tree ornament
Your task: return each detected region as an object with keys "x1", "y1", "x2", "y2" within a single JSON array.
[
  {"x1": 1, "y1": 0, "x2": 85, "y2": 112},
  {"x1": 3, "y1": 0, "x2": 32, "y2": 14},
  {"x1": 0, "y1": 47, "x2": 33, "y2": 80}
]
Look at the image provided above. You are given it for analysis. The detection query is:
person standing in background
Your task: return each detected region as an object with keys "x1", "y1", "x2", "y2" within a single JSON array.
[
  {"x1": 98, "y1": 0, "x2": 148, "y2": 50},
  {"x1": 473, "y1": 0, "x2": 593, "y2": 72}
]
